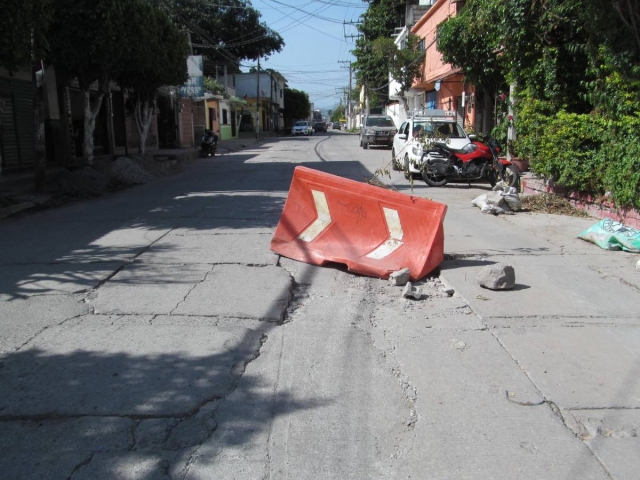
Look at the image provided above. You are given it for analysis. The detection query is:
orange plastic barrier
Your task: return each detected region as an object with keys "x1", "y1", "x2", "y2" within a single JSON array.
[{"x1": 271, "y1": 166, "x2": 447, "y2": 280}]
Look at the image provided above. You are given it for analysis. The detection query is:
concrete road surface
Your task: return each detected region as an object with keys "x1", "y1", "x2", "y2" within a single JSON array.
[{"x1": 1, "y1": 130, "x2": 638, "y2": 479}]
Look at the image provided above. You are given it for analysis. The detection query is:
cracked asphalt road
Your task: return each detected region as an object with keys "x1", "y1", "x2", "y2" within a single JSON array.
[{"x1": 1, "y1": 131, "x2": 639, "y2": 479}]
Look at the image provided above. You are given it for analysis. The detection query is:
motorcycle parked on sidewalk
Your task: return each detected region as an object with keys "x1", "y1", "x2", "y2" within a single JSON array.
[
  {"x1": 200, "y1": 129, "x2": 219, "y2": 157},
  {"x1": 420, "y1": 135, "x2": 519, "y2": 188}
]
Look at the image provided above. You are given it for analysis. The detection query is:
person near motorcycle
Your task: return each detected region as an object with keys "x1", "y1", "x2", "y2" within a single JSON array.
[{"x1": 199, "y1": 129, "x2": 219, "y2": 157}]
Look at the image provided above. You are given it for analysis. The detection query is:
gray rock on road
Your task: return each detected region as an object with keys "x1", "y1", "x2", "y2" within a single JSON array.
[
  {"x1": 477, "y1": 263, "x2": 516, "y2": 290},
  {"x1": 389, "y1": 267, "x2": 411, "y2": 286},
  {"x1": 402, "y1": 282, "x2": 422, "y2": 299}
]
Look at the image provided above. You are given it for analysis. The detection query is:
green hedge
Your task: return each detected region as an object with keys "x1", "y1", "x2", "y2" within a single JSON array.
[{"x1": 515, "y1": 99, "x2": 640, "y2": 210}]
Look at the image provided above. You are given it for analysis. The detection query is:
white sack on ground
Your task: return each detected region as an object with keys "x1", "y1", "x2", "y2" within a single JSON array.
[
  {"x1": 492, "y1": 180, "x2": 522, "y2": 211},
  {"x1": 472, "y1": 193, "x2": 514, "y2": 215}
]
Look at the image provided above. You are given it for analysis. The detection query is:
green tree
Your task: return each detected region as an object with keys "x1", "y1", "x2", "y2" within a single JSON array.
[
  {"x1": 48, "y1": 0, "x2": 131, "y2": 164},
  {"x1": 436, "y1": 1, "x2": 503, "y2": 97},
  {"x1": 372, "y1": 33, "x2": 424, "y2": 112},
  {"x1": 330, "y1": 105, "x2": 345, "y2": 123},
  {"x1": 117, "y1": 1, "x2": 188, "y2": 154},
  {"x1": 0, "y1": 0, "x2": 52, "y2": 187},
  {"x1": 160, "y1": 0, "x2": 284, "y2": 61},
  {"x1": 283, "y1": 88, "x2": 311, "y2": 125},
  {"x1": 352, "y1": 0, "x2": 406, "y2": 108},
  {"x1": 437, "y1": 0, "x2": 639, "y2": 114},
  {"x1": 0, "y1": 0, "x2": 51, "y2": 74},
  {"x1": 437, "y1": 0, "x2": 640, "y2": 208},
  {"x1": 204, "y1": 76, "x2": 228, "y2": 97}
]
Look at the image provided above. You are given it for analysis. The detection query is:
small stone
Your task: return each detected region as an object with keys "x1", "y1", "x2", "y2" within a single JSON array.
[
  {"x1": 477, "y1": 263, "x2": 516, "y2": 290},
  {"x1": 402, "y1": 282, "x2": 422, "y2": 299},
  {"x1": 439, "y1": 277, "x2": 455, "y2": 296},
  {"x1": 440, "y1": 286, "x2": 455, "y2": 297},
  {"x1": 389, "y1": 267, "x2": 411, "y2": 286},
  {"x1": 636, "y1": 259, "x2": 640, "y2": 271}
]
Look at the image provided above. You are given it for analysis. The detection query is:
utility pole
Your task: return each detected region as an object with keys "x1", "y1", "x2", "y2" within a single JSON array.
[
  {"x1": 348, "y1": 63, "x2": 352, "y2": 129},
  {"x1": 256, "y1": 57, "x2": 260, "y2": 140},
  {"x1": 343, "y1": 19, "x2": 361, "y2": 129},
  {"x1": 339, "y1": 61, "x2": 352, "y2": 129}
]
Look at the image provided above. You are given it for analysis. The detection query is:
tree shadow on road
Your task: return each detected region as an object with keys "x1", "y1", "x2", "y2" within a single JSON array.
[
  {"x1": 0, "y1": 321, "x2": 329, "y2": 479},
  {"x1": 0, "y1": 153, "x2": 368, "y2": 478}
]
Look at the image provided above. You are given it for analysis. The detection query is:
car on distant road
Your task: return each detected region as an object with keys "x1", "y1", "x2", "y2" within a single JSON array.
[
  {"x1": 332, "y1": 123, "x2": 341, "y2": 130},
  {"x1": 291, "y1": 121, "x2": 313, "y2": 136},
  {"x1": 359, "y1": 115, "x2": 397, "y2": 149},
  {"x1": 313, "y1": 121, "x2": 327, "y2": 133}
]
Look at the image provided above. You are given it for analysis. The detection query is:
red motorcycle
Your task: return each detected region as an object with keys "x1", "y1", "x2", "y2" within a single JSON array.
[{"x1": 420, "y1": 136, "x2": 519, "y2": 188}]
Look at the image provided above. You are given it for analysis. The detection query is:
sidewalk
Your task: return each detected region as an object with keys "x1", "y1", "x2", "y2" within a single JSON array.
[{"x1": 0, "y1": 133, "x2": 279, "y2": 219}]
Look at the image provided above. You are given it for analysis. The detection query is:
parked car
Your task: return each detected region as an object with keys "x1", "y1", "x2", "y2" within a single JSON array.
[
  {"x1": 332, "y1": 123, "x2": 341, "y2": 130},
  {"x1": 313, "y1": 121, "x2": 327, "y2": 133},
  {"x1": 291, "y1": 121, "x2": 313, "y2": 136},
  {"x1": 359, "y1": 115, "x2": 397, "y2": 149},
  {"x1": 392, "y1": 110, "x2": 470, "y2": 178}
]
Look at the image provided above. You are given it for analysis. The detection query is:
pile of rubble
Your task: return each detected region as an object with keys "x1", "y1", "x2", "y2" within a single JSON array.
[
  {"x1": 47, "y1": 156, "x2": 174, "y2": 199},
  {"x1": 471, "y1": 181, "x2": 522, "y2": 215},
  {"x1": 388, "y1": 262, "x2": 517, "y2": 301},
  {"x1": 388, "y1": 267, "x2": 456, "y2": 300}
]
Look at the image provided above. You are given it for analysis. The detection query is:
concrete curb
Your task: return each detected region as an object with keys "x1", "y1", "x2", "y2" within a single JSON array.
[
  {"x1": 0, "y1": 201, "x2": 36, "y2": 220},
  {"x1": 522, "y1": 174, "x2": 640, "y2": 228},
  {"x1": 0, "y1": 193, "x2": 52, "y2": 219}
]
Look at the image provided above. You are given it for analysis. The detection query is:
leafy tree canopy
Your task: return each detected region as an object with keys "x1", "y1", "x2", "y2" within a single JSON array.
[
  {"x1": 117, "y1": 0, "x2": 188, "y2": 101},
  {"x1": 372, "y1": 32, "x2": 424, "y2": 98},
  {"x1": 204, "y1": 76, "x2": 228, "y2": 97},
  {"x1": 436, "y1": 0, "x2": 503, "y2": 94},
  {"x1": 160, "y1": 0, "x2": 284, "y2": 61},
  {"x1": 330, "y1": 105, "x2": 345, "y2": 123},
  {"x1": 437, "y1": 0, "x2": 640, "y2": 114},
  {"x1": 48, "y1": 0, "x2": 131, "y2": 90},
  {"x1": 436, "y1": 0, "x2": 640, "y2": 209},
  {"x1": 352, "y1": 0, "x2": 406, "y2": 106},
  {"x1": 0, "y1": 0, "x2": 51, "y2": 73},
  {"x1": 283, "y1": 88, "x2": 310, "y2": 123}
]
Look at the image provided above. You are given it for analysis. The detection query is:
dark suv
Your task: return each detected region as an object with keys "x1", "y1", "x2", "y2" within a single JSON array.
[
  {"x1": 313, "y1": 121, "x2": 327, "y2": 133},
  {"x1": 359, "y1": 115, "x2": 397, "y2": 149}
]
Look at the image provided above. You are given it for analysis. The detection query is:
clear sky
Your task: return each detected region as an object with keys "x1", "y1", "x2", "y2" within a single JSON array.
[{"x1": 243, "y1": 0, "x2": 366, "y2": 112}]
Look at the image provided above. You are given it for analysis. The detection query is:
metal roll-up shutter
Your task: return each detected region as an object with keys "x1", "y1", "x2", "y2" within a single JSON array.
[{"x1": 0, "y1": 77, "x2": 35, "y2": 169}]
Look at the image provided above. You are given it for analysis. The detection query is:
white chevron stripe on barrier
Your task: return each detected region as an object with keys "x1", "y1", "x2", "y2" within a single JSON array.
[
  {"x1": 298, "y1": 190, "x2": 332, "y2": 242},
  {"x1": 365, "y1": 207, "x2": 404, "y2": 259}
]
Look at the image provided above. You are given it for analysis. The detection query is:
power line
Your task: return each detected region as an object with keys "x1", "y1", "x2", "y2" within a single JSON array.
[
  {"x1": 261, "y1": 0, "x2": 349, "y2": 42},
  {"x1": 264, "y1": 0, "x2": 349, "y2": 24},
  {"x1": 223, "y1": 1, "x2": 316, "y2": 44}
]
